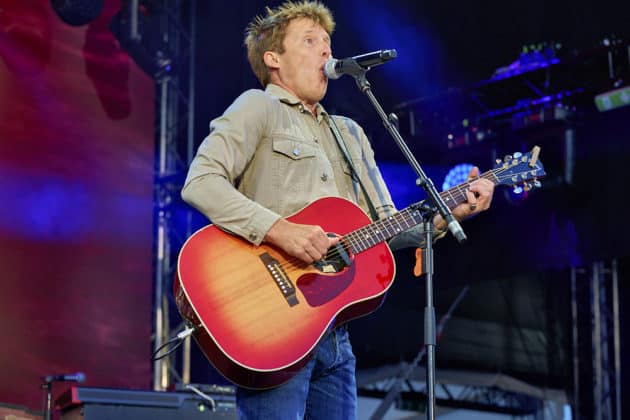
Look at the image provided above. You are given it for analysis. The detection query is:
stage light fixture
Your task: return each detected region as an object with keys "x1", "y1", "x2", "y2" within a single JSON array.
[
  {"x1": 595, "y1": 86, "x2": 630, "y2": 112},
  {"x1": 51, "y1": 0, "x2": 103, "y2": 26},
  {"x1": 109, "y1": 1, "x2": 173, "y2": 79},
  {"x1": 442, "y1": 163, "x2": 474, "y2": 191}
]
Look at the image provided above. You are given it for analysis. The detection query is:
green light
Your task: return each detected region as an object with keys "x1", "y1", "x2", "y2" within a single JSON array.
[{"x1": 595, "y1": 86, "x2": 630, "y2": 112}]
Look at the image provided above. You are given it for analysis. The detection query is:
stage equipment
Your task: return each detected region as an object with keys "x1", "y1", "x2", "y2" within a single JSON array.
[
  {"x1": 341, "y1": 55, "x2": 457, "y2": 420},
  {"x1": 324, "y1": 49, "x2": 397, "y2": 79},
  {"x1": 442, "y1": 163, "x2": 474, "y2": 191},
  {"x1": 367, "y1": 287, "x2": 469, "y2": 420},
  {"x1": 571, "y1": 260, "x2": 622, "y2": 419},
  {"x1": 112, "y1": 0, "x2": 198, "y2": 391},
  {"x1": 43, "y1": 373, "x2": 86, "y2": 383},
  {"x1": 51, "y1": 0, "x2": 103, "y2": 26},
  {"x1": 109, "y1": 1, "x2": 173, "y2": 79},
  {"x1": 595, "y1": 86, "x2": 630, "y2": 111},
  {"x1": 42, "y1": 372, "x2": 86, "y2": 420},
  {"x1": 56, "y1": 386, "x2": 236, "y2": 420},
  {"x1": 492, "y1": 41, "x2": 561, "y2": 80},
  {"x1": 328, "y1": 51, "x2": 548, "y2": 420},
  {"x1": 393, "y1": 38, "x2": 630, "y2": 152}
]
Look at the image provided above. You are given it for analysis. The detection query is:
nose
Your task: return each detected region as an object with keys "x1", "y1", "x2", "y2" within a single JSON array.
[{"x1": 322, "y1": 43, "x2": 331, "y2": 58}]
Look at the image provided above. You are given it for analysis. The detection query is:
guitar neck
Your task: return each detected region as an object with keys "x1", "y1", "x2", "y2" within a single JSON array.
[{"x1": 343, "y1": 171, "x2": 500, "y2": 254}]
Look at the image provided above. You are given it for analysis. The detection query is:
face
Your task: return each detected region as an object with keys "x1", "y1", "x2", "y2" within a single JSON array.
[{"x1": 267, "y1": 18, "x2": 332, "y2": 108}]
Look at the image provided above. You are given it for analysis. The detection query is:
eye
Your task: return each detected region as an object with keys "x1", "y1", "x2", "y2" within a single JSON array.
[{"x1": 304, "y1": 37, "x2": 314, "y2": 45}]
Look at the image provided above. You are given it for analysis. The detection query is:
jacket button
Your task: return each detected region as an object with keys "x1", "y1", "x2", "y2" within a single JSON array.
[{"x1": 321, "y1": 173, "x2": 328, "y2": 182}]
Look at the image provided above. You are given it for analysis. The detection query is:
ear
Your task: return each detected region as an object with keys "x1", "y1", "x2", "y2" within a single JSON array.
[{"x1": 263, "y1": 51, "x2": 280, "y2": 70}]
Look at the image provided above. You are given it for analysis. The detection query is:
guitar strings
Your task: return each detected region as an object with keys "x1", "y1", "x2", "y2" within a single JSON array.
[
  {"x1": 279, "y1": 169, "x2": 504, "y2": 273},
  {"x1": 280, "y1": 171, "x2": 497, "y2": 271},
  {"x1": 276, "y1": 164, "x2": 532, "y2": 273}
]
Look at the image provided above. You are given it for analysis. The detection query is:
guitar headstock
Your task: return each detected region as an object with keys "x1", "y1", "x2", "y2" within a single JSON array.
[{"x1": 492, "y1": 146, "x2": 546, "y2": 191}]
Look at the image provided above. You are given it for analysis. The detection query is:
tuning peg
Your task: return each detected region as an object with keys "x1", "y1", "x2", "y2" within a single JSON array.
[
  {"x1": 513, "y1": 185, "x2": 523, "y2": 194},
  {"x1": 523, "y1": 183, "x2": 532, "y2": 191},
  {"x1": 496, "y1": 159, "x2": 502, "y2": 165},
  {"x1": 513, "y1": 152, "x2": 522, "y2": 159},
  {"x1": 503, "y1": 154, "x2": 513, "y2": 163},
  {"x1": 533, "y1": 180, "x2": 542, "y2": 188}
]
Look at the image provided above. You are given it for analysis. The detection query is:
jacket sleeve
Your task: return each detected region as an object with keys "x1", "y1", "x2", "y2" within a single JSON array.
[{"x1": 181, "y1": 90, "x2": 281, "y2": 245}]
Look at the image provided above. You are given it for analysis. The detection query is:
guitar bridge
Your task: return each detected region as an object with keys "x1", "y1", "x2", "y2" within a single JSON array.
[{"x1": 259, "y1": 252, "x2": 299, "y2": 307}]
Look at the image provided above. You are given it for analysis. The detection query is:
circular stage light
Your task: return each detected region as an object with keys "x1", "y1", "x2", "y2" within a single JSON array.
[{"x1": 442, "y1": 163, "x2": 474, "y2": 191}]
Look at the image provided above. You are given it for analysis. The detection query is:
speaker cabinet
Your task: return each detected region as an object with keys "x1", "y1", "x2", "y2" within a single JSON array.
[{"x1": 56, "y1": 386, "x2": 236, "y2": 420}]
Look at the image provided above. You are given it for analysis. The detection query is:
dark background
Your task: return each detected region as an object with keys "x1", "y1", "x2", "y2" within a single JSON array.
[
  {"x1": 1, "y1": 0, "x2": 629, "y2": 416},
  {"x1": 189, "y1": 0, "x2": 630, "y2": 411}
]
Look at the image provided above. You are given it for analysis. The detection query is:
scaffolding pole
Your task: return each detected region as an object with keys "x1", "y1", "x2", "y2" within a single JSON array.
[
  {"x1": 152, "y1": 0, "x2": 196, "y2": 391},
  {"x1": 572, "y1": 260, "x2": 621, "y2": 420}
]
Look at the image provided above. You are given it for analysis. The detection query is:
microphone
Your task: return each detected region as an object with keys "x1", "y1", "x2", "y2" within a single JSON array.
[
  {"x1": 44, "y1": 372, "x2": 86, "y2": 383},
  {"x1": 325, "y1": 49, "x2": 397, "y2": 79}
]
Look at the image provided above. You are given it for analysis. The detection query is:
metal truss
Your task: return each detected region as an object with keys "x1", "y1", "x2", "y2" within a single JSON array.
[
  {"x1": 358, "y1": 379, "x2": 544, "y2": 418},
  {"x1": 357, "y1": 259, "x2": 621, "y2": 419},
  {"x1": 391, "y1": 40, "x2": 629, "y2": 155},
  {"x1": 571, "y1": 260, "x2": 622, "y2": 420},
  {"x1": 355, "y1": 285, "x2": 567, "y2": 419},
  {"x1": 150, "y1": 0, "x2": 197, "y2": 391},
  {"x1": 356, "y1": 360, "x2": 569, "y2": 419}
]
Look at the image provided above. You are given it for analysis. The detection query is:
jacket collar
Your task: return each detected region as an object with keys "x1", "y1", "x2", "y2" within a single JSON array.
[{"x1": 266, "y1": 83, "x2": 328, "y2": 122}]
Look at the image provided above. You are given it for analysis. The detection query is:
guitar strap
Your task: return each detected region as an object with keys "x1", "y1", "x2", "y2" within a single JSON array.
[{"x1": 328, "y1": 116, "x2": 379, "y2": 222}]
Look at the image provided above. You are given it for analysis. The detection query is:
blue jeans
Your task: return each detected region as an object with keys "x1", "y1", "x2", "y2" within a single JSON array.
[{"x1": 236, "y1": 327, "x2": 357, "y2": 420}]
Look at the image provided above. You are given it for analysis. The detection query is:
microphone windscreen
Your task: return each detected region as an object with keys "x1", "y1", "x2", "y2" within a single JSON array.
[{"x1": 324, "y1": 58, "x2": 341, "y2": 80}]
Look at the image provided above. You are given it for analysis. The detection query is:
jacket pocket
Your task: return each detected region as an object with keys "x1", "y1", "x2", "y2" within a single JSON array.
[
  {"x1": 271, "y1": 135, "x2": 321, "y2": 194},
  {"x1": 272, "y1": 136, "x2": 317, "y2": 160}
]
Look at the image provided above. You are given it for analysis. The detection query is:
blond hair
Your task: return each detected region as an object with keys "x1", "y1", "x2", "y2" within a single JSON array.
[{"x1": 245, "y1": 1, "x2": 335, "y2": 86}]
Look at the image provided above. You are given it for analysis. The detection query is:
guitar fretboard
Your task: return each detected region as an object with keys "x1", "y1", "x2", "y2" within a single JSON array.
[{"x1": 344, "y1": 171, "x2": 499, "y2": 254}]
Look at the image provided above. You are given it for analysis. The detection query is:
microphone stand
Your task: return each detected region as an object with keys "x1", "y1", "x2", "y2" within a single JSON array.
[
  {"x1": 41, "y1": 379, "x2": 53, "y2": 420},
  {"x1": 347, "y1": 67, "x2": 467, "y2": 420}
]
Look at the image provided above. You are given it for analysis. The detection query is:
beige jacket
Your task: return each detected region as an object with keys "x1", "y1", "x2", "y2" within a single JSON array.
[{"x1": 182, "y1": 84, "x2": 399, "y2": 245}]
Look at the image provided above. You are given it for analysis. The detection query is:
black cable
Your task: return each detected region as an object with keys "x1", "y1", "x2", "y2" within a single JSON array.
[{"x1": 151, "y1": 325, "x2": 196, "y2": 361}]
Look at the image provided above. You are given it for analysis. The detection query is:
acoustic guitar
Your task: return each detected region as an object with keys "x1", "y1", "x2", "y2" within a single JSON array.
[{"x1": 174, "y1": 147, "x2": 545, "y2": 389}]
